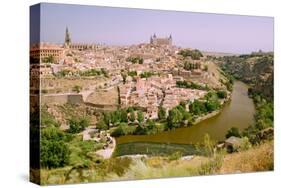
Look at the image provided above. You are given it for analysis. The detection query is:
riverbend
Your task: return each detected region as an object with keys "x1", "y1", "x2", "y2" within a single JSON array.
[{"x1": 116, "y1": 81, "x2": 255, "y2": 146}]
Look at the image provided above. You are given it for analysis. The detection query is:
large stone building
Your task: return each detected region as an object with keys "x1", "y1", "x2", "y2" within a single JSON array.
[
  {"x1": 150, "y1": 34, "x2": 172, "y2": 46},
  {"x1": 30, "y1": 43, "x2": 63, "y2": 64}
]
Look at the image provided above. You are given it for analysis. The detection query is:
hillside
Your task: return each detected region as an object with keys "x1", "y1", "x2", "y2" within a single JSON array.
[
  {"x1": 219, "y1": 52, "x2": 273, "y2": 101},
  {"x1": 220, "y1": 141, "x2": 273, "y2": 174}
]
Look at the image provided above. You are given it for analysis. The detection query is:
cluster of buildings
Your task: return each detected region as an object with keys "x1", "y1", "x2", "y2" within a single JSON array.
[
  {"x1": 30, "y1": 27, "x2": 208, "y2": 80},
  {"x1": 30, "y1": 28, "x2": 212, "y2": 120},
  {"x1": 119, "y1": 74, "x2": 206, "y2": 119}
]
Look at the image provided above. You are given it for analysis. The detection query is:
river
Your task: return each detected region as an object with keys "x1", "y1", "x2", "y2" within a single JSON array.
[{"x1": 116, "y1": 81, "x2": 255, "y2": 145}]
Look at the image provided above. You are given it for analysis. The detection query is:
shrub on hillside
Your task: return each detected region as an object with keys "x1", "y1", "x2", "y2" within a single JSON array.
[
  {"x1": 226, "y1": 127, "x2": 242, "y2": 139},
  {"x1": 40, "y1": 127, "x2": 71, "y2": 168},
  {"x1": 110, "y1": 123, "x2": 135, "y2": 137},
  {"x1": 68, "y1": 116, "x2": 90, "y2": 134}
]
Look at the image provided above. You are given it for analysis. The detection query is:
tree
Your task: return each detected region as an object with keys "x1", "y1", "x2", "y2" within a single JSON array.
[
  {"x1": 120, "y1": 109, "x2": 128, "y2": 123},
  {"x1": 72, "y1": 85, "x2": 82, "y2": 93},
  {"x1": 134, "y1": 125, "x2": 148, "y2": 135},
  {"x1": 128, "y1": 71, "x2": 137, "y2": 77},
  {"x1": 203, "y1": 65, "x2": 208, "y2": 71},
  {"x1": 137, "y1": 111, "x2": 144, "y2": 124},
  {"x1": 40, "y1": 127, "x2": 70, "y2": 168},
  {"x1": 189, "y1": 100, "x2": 207, "y2": 115},
  {"x1": 110, "y1": 123, "x2": 134, "y2": 137},
  {"x1": 205, "y1": 99, "x2": 220, "y2": 112},
  {"x1": 68, "y1": 116, "x2": 89, "y2": 133},
  {"x1": 217, "y1": 90, "x2": 227, "y2": 99},
  {"x1": 158, "y1": 106, "x2": 166, "y2": 120},
  {"x1": 102, "y1": 112, "x2": 111, "y2": 125},
  {"x1": 129, "y1": 111, "x2": 136, "y2": 122},
  {"x1": 101, "y1": 68, "x2": 109, "y2": 77},
  {"x1": 184, "y1": 61, "x2": 191, "y2": 70},
  {"x1": 225, "y1": 127, "x2": 242, "y2": 139},
  {"x1": 167, "y1": 108, "x2": 182, "y2": 129},
  {"x1": 96, "y1": 120, "x2": 108, "y2": 130},
  {"x1": 41, "y1": 140, "x2": 70, "y2": 168}
]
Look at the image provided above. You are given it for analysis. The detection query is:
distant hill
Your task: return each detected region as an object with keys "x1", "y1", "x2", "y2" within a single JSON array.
[
  {"x1": 202, "y1": 51, "x2": 238, "y2": 57},
  {"x1": 218, "y1": 52, "x2": 273, "y2": 101}
]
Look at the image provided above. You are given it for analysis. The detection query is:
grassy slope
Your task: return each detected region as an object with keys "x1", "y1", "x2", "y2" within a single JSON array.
[
  {"x1": 219, "y1": 141, "x2": 273, "y2": 174},
  {"x1": 40, "y1": 141, "x2": 273, "y2": 185}
]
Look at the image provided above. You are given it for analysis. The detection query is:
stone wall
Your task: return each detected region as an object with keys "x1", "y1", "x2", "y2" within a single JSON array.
[
  {"x1": 41, "y1": 77, "x2": 107, "y2": 94},
  {"x1": 41, "y1": 93, "x2": 83, "y2": 105}
]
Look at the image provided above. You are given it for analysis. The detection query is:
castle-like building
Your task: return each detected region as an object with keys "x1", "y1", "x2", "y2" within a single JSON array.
[{"x1": 150, "y1": 34, "x2": 172, "y2": 46}]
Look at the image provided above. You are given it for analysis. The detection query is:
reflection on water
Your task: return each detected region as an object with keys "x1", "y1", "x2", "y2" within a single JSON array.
[{"x1": 116, "y1": 81, "x2": 255, "y2": 145}]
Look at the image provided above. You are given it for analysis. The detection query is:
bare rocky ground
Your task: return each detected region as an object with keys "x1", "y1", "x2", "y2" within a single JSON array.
[
  {"x1": 86, "y1": 87, "x2": 119, "y2": 105},
  {"x1": 46, "y1": 103, "x2": 98, "y2": 129}
]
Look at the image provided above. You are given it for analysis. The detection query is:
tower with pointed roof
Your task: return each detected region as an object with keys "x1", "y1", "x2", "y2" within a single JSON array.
[{"x1": 64, "y1": 27, "x2": 71, "y2": 48}]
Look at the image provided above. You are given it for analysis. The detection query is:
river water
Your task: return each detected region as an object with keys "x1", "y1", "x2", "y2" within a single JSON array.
[{"x1": 116, "y1": 81, "x2": 255, "y2": 145}]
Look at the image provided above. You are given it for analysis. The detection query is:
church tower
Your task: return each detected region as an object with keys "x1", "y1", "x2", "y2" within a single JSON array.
[
  {"x1": 168, "y1": 34, "x2": 172, "y2": 46},
  {"x1": 64, "y1": 27, "x2": 71, "y2": 48}
]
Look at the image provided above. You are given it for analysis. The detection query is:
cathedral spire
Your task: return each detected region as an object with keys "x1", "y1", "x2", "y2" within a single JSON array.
[{"x1": 64, "y1": 27, "x2": 71, "y2": 47}]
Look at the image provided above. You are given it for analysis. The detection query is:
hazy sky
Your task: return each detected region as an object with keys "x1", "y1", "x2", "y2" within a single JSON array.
[{"x1": 32, "y1": 3, "x2": 274, "y2": 54}]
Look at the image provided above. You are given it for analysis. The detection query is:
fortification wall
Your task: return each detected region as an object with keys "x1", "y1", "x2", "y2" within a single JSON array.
[{"x1": 41, "y1": 93, "x2": 83, "y2": 105}]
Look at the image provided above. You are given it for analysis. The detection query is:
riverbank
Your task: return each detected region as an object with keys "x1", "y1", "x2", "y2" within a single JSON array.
[
  {"x1": 192, "y1": 109, "x2": 221, "y2": 125},
  {"x1": 192, "y1": 95, "x2": 231, "y2": 125},
  {"x1": 116, "y1": 81, "x2": 254, "y2": 147}
]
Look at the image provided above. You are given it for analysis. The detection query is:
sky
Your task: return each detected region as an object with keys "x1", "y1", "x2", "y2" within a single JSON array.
[{"x1": 31, "y1": 3, "x2": 274, "y2": 54}]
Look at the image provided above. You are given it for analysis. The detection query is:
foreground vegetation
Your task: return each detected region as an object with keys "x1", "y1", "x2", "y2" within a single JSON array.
[{"x1": 39, "y1": 133, "x2": 273, "y2": 185}]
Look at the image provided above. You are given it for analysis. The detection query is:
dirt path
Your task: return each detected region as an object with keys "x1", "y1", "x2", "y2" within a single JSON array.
[{"x1": 95, "y1": 137, "x2": 116, "y2": 159}]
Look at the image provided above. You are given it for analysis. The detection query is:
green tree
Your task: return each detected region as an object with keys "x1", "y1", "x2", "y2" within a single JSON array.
[
  {"x1": 167, "y1": 108, "x2": 182, "y2": 129},
  {"x1": 128, "y1": 71, "x2": 137, "y2": 77},
  {"x1": 96, "y1": 120, "x2": 108, "y2": 130},
  {"x1": 110, "y1": 123, "x2": 134, "y2": 137},
  {"x1": 68, "y1": 116, "x2": 89, "y2": 133},
  {"x1": 158, "y1": 106, "x2": 166, "y2": 120},
  {"x1": 134, "y1": 125, "x2": 148, "y2": 135},
  {"x1": 103, "y1": 112, "x2": 111, "y2": 125},
  {"x1": 72, "y1": 85, "x2": 82, "y2": 93},
  {"x1": 205, "y1": 99, "x2": 220, "y2": 112},
  {"x1": 217, "y1": 90, "x2": 227, "y2": 99},
  {"x1": 137, "y1": 111, "x2": 144, "y2": 124},
  {"x1": 189, "y1": 100, "x2": 207, "y2": 115},
  {"x1": 40, "y1": 127, "x2": 71, "y2": 168},
  {"x1": 226, "y1": 127, "x2": 242, "y2": 139},
  {"x1": 120, "y1": 109, "x2": 128, "y2": 123},
  {"x1": 129, "y1": 111, "x2": 136, "y2": 122},
  {"x1": 101, "y1": 68, "x2": 109, "y2": 77}
]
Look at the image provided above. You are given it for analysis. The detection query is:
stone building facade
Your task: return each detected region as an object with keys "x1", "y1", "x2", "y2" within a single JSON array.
[
  {"x1": 150, "y1": 34, "x2": 172, "y2": 46},
  {"x1": 30, "y1": 43, "x2": 63, "y2": 64}
]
